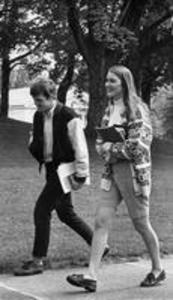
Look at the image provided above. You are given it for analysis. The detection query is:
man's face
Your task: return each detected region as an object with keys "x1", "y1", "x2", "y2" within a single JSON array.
[{"x1": 33, "y1": 94, "x2": 54, "y2": 112}]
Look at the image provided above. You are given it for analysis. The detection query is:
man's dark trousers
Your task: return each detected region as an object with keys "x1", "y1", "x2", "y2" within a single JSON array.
[{"x1": 32, "y1": 162, "x2": 93, "y2": 258}]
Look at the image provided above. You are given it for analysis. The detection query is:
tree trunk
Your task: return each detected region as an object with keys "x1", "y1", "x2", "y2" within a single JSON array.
[
  {"x1": 86, "y1": 55, "x2": 108, "y2": 137},
  {"x1": 57, "y1": 53, "x2": 75, "y2": 104},
  {"x1": 168, "y1": 54, "x2": 173, "y2": 82},
  {"x1": 141, "y1": 79, "x2": 152, "y2": 106},
  {"x1": 0, "y1": 56, "x2": 11, "y2": 118}
]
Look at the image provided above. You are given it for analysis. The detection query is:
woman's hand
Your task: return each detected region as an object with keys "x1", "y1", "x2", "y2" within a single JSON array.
[
  {"x1": 99, "y1": 142, "x2": 112, "y2": 161},
  {"x1": 101, "y1": 142, "x2": 112, "y2": 153}
]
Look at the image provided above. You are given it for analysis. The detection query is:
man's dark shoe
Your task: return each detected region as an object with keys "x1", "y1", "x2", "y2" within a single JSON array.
[
  {"x1": 140, "y1": 270, "x2": 166, "y2": 287},
  {"x1": 14, "y1": 260, "x2": 44, "y2": 276},
  {"x1": 66, "y1": 274, "x2": 97, "y2": 292}
]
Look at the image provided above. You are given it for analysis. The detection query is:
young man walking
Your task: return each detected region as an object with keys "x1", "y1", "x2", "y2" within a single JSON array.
[{"x1": 14, "y1": 78, "x2": 94, "y2": 276}]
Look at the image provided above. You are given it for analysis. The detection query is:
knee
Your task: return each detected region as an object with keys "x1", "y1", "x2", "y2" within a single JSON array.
[
  {"x1": 56, "y1": 194, "x2": 74, "y2": 223},
  {"x1": 57, "y1": 211, "x2": 66, "y2": 223},
  {"x1": 57, "y1": 206, "x2": 71, "y2": 223},
  {"x1": 132, "y1": 217, "x2": 150, "y2": 235},
  {"x1": 95, "y1": 207, "x2": 112, "y2": 230}
]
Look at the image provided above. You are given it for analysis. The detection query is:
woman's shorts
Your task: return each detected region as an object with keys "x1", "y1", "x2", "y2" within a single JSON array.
[{"x1": 99, "y1": 161, "x2": 149, "y2": 220}]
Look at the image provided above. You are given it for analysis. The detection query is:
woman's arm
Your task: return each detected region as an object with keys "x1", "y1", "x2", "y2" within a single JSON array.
[{"x1": 102, "y1": 120, "x2": 153, "y2": 163}]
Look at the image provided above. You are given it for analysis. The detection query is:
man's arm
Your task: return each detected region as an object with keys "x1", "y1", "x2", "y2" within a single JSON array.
[
  {"x1": 67, "y1": 117, "x2": 89, "y2": 181},
  {"x1": 28, "y1": 113, "x2": 43, "y2": 163}
]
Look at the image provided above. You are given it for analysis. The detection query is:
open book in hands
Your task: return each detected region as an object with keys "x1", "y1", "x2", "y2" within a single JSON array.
[{"x1": 95, "y1": 125, "x2": 125, "y2": 143}]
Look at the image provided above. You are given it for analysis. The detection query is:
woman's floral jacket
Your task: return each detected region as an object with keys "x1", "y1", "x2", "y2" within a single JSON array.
[{"x1": 96, "y1": 104, "x2": 153, "y2": 199}]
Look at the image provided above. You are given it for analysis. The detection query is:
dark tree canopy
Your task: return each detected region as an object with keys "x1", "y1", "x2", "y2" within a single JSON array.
[{"x1": 0, "y1": 0, "x2": 173, "y2": 133}]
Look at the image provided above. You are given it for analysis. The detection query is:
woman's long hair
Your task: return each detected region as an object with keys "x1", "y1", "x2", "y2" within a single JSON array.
[{"x1": 108, "y1": 65, "x2": 149, "y2": 122}]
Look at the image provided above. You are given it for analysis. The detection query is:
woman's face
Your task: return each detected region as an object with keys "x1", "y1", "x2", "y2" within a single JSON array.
[{"x1": 105, "y1": 71, "x2": 122, "y2": 99}]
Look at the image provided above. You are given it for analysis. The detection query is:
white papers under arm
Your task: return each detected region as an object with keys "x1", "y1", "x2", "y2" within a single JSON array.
[{"x1": 57, "y1": 162, "x2": 75, "y2": 194}]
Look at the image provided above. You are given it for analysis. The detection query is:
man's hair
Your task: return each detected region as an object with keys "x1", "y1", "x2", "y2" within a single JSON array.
[{"x1": 30, "y1": 77, "x2": 57, "y2": 100}]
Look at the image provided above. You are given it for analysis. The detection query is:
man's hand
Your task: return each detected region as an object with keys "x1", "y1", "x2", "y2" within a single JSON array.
[{"x1": 69, "y1": 174, "x2": 85, "y2": 191}]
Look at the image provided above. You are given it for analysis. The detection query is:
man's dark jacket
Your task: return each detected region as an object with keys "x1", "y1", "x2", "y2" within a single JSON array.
[{"x1": 29, "y1": 104, "x2": 77, "y2": 169}]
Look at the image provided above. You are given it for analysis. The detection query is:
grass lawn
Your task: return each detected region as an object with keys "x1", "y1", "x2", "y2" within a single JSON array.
[{"x1": 0, "y1": 118, "x2": 173, "y2": 274}]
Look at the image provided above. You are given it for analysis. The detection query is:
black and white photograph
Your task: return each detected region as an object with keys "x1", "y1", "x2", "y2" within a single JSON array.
[{"x1": 0, "y1": 1, "x2": 173, "y2": 299}]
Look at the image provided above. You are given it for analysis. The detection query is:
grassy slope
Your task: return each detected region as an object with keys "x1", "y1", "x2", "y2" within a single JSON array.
[{"x1": 0, "y1": 118, "x2": 173, "y2": 273}]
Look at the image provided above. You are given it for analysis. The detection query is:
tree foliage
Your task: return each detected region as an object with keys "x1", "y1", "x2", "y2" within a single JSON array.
[
  {"x1": 62, "y1": 0, "x2": 173, "y2": 133},
  {"x1": 0, "y1": 0, "x2": 173, "y2": 132},
  {"x1": 0, "y1": 0, "x2": 50, "y2": 116}
]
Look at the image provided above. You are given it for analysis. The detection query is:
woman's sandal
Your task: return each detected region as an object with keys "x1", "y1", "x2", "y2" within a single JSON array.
[
  {"x1": 66, "y1": 274, "x2": 97, "y2": 292},
  {"x1": 140, "y1": 270, "x2": 166, "y2": 287}
]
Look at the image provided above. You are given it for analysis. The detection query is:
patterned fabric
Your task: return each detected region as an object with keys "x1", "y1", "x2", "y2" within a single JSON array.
[{"x1": 96, "y1": 101, "x2": 153, "y2": 199}]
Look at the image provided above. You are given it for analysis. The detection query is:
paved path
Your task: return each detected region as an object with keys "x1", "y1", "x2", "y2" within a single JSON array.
[{"x1": 0, "y1": 256, "x2": 173, "y2": 300}]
